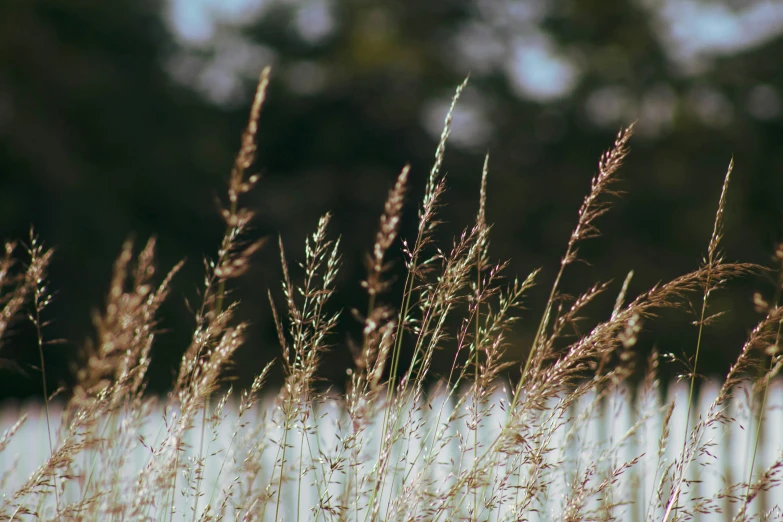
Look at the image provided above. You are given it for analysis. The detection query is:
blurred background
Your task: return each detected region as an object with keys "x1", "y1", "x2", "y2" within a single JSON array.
[{"x1": 1, "y1": 0, "x2": 782, "y2": 399}]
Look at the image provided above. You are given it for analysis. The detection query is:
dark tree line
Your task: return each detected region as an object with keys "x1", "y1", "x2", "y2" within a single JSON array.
[{"x1": 1, "y1": 0, "x2": 781, "y2": 398}]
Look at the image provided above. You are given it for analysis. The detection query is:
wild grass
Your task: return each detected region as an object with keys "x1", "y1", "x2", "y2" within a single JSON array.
[{"x1": 1, "y1": 67, "x2": 782, "y2": 521}]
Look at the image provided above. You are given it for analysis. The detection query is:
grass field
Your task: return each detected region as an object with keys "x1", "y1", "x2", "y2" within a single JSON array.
[{"x1": 0, "y1": 68, "x2": 781, "y2": 520}]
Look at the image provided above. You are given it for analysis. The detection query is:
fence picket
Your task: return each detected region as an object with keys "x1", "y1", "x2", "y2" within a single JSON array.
[{"x1": 1, "y1": 379, "x2": 781, "y2": 519}]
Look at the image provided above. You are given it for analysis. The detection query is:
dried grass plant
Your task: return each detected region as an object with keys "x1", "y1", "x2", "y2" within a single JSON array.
[{"x1": 0, "y1": 69, "x2": 782, "y2": 521}]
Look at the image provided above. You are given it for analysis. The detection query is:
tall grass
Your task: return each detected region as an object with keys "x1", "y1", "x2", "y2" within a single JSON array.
[{"x1": 1, "y1": 69, "x2": 782, "y2": 521}]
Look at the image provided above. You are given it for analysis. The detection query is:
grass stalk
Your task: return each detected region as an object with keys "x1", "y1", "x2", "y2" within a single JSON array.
[
  {"x1": 740, "y1": 244, "x2": 783, "y2": 519},
  {"x1": 671, "y1": 159, "x2": 732, "y2": 518},
  {"x1": 27, "y1": 234, "x2": 58, "y2": 517}
]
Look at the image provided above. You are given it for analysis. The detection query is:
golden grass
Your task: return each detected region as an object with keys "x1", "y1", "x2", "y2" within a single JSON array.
[{"x1": 1, "y1": 68, "x2": 782, "y2": 521}]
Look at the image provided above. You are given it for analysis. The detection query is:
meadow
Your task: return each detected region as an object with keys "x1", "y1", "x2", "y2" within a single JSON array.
[{"x1": 0, "y1": 67, "x2": 781, "y2": 521}]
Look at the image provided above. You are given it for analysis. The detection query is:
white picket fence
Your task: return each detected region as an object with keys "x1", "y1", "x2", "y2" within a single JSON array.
[{"x1": 1, "y1": 379, "x2": 782, "y2": 520}]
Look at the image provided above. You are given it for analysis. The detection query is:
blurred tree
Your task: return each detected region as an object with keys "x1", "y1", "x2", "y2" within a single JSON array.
[
  {"x1": 0, "y1": 0, "x2": 235, "y2": 397},
  {"x1": 1, "y1": 0, "x2": 782, "y2": 398}
]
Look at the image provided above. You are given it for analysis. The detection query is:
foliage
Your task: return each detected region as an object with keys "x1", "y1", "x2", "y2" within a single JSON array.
[{"x1": 2, "y1": 1, "x2": 783, "y2": 396}]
